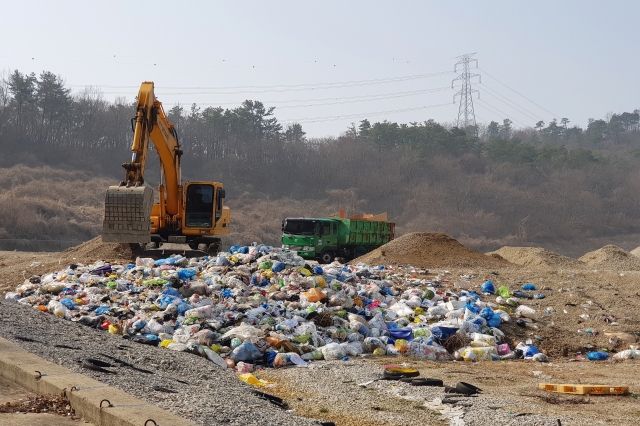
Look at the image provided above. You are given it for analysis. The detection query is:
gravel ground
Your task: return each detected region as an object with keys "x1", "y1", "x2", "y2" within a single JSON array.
[
  {"x1": 260, "y1": 359, "x2": 589, "y2": 426},
  {"x1": 0, "y1": 299, "x2": 322, "y2": 426}
]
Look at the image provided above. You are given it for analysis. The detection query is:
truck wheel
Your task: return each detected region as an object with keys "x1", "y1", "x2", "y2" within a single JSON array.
[
  {"x1": 319, "y1": 250, "x2": 335, "y2": 264},
  {"x1": 188, "y1": 243, "x2": 199, "y2": 250}
]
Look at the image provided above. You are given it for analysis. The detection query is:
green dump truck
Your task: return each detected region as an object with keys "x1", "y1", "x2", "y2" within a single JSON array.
[{"x1": 281, "y1": 213, "x2": 394, "y2": 263}]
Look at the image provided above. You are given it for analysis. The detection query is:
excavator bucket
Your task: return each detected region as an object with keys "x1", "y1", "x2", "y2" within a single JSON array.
[{"x1": 102, "y1": 186, "x2": 153, "y2": 243}]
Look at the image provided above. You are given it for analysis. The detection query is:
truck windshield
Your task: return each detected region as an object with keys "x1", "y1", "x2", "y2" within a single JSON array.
[{"x1": 283, "y1": 220, "x2": 316, "y2": 236}]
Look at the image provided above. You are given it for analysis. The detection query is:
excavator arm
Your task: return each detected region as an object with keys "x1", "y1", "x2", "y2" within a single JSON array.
[
  {"x1": 122, "y1": 82, "x2": 183, "y2": 216},
  {"x1": 102, "y1": 82, "x2": 183, "y2": 243}
]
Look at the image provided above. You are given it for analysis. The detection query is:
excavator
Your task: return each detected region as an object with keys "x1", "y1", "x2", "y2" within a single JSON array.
[{"x1": 101, "y1": 82, "x2": 230, "y2": 254}]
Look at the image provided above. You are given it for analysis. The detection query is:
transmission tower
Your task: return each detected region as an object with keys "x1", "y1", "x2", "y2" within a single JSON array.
[{"x1": 452, "y1": 53, "x2": 480, "y2": 131}]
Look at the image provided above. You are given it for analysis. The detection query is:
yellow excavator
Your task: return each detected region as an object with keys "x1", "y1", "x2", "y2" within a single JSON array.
[{"x1": 101, "y1": 82, "x2": 230, "y2": 254}]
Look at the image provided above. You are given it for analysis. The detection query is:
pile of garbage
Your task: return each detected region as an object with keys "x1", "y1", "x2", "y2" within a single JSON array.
[{"x1": 6, "y1": 244, "x2": 552, "y2": 370}]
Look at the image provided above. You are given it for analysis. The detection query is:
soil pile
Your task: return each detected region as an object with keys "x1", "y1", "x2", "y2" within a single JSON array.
[
  {"x1": 489, "y1": 246, "x2": 584, "y2": 270},
  {"x1": 352, "y1": 232, "x2": 508, "y2": 268},
  {"x1": 578, "y1": 244, "x2": 640, "y2": 271},
  {"x1": 629, "y1": 246, "x2": 640, "y2": 257},
  {"x1": 0, "y1": 237, "x2": 137, "y2": 293},
  {"x1": 61, "y1": 236, "x2": 137, "y2": 264}
]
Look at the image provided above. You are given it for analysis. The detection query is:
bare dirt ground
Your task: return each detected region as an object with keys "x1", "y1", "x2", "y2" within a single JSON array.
[{"x1": 2, "y1": 233, "x2": 640, "y2": 425}]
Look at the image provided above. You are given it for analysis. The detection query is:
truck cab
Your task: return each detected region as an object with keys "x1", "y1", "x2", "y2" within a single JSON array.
[{"x1": 281, "y1": 218, "x2": 340, "y2": 263}]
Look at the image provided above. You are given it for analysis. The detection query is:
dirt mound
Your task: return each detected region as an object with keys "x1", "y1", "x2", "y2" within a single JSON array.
[
  {"x1": 352, "y1": 232, "x2": 508, "y2": 268},
  {"x1": 61, "y1": 236, "x2": 137, "y2": 263},
  {"x1": 578, "y1": 244, "x2": 640, "y2": 271},
  {"x1": 630, "y1": 246, "x2": 640, "y2": 257},
  {"x1": 489, "y1": 246, "x2": 584, "y2": 270}
]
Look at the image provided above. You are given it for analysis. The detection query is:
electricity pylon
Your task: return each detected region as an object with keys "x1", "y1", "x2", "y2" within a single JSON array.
[{"x1": 452, "y1": 53, "x2": 480, "y2": 132}]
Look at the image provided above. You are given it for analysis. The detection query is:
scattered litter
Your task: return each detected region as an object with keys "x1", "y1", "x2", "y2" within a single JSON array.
[{"x1": 539, "y1": 383, "x2": 629, "y2": 395}]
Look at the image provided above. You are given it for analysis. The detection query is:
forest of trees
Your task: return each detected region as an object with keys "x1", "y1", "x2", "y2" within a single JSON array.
[{"x1": 1, "y1": 69, "x2": 640, "y2": 256}]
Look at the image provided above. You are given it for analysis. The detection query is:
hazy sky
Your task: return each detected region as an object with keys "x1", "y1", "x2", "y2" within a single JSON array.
[{"x1": 2, "y1": 1, "x2": 638, "y2": 137}]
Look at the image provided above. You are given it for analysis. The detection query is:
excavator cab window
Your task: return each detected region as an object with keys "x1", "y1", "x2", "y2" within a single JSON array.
[
  {"x1": 215, "y1": 187, "x2": 225, "y2": 223},
  {"x1": 186, "y1": 184, "x2": 214, "y2": 228}
]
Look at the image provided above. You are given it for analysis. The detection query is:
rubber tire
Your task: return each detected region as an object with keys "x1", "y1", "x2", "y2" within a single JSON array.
[
  {"x1": 319, "y1": 250, "x2": 335, "y2": 264},
  {"x1": 444, "y1": 385, "x2": 460, "y2": 394},
  {"x1": 188, "y1": 243, "x2": 199, "y2": 250},
  {"x1": 383, "y1": 369, "x2": 420, "y2": 380},
  {"x1": 411, "y1": 378, "x2": 444, "y2": 387},
  {"x1": 456, "y1": 381, "x2": 482, "y2": 395}
]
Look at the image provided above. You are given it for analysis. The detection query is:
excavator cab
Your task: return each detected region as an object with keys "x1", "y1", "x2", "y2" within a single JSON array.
[
  {"x1": 185, "y1": 184, "x2": 214, "y2": 227},
  {"x1": 181, "y1": 181, "x2": 230, "y2": 252}
]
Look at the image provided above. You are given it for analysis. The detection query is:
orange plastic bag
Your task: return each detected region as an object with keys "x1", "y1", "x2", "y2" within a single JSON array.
[
  {"x1": 302, "y1": 288, "x2": 326, "y2": 302},
  {"x1": 395, "y1": 339, "x2": 409, "y2": 353}
]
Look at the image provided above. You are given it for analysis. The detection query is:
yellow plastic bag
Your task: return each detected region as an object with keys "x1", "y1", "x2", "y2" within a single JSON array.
[
  {"x1": 315, "y1": 276, "x2": 326, "y2": 288},
  {"x1": 238, "y1": 373, "x2": 275, "y2": 387},
  {"x1": 160, "y1": 339, "x2": 174, "y2": 348},
  {"x1": 298, "y1": 268, "x2": 311, "y2": 277},
  {"x1": 262, "y1": 270, "x2": 275, "y2": 279}
]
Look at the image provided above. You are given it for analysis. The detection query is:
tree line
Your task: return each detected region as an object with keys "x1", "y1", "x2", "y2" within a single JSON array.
[{"x1": 2, "y1": 69, "x2": 640, "y2": 256}]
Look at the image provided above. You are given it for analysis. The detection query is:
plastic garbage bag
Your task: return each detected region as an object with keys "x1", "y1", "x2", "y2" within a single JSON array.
[
  {"x1": 363, "y1": 337, "x2": 386, "y2": 353},
  {"x1": 586, "y1": 351, "x2": 610, "y2": 361},
  {"x1": 613, "y1": 350, "x2": 640, "y2": 359},
  {"x1": 388, "y1": 328, "x2": 414, "y2": 342},
  {"x1": 222, "y1": 324, "x2": 265, "y2": 343},
  {"x1": 431, "y1": 326, "x2": 458, "y2": 340},
  {"x1": 321, "y1": 342, "x2": 346, "y2": 360},
  {"x1": 496, "y1": 286, "x2": 510, "y2": 298},
  {"x1": 481, "y1": 281, "x2": 495, "y2": 294},
  {"x1": 238, "y1": 373, "x2": 275, "y2": 387},
  {"x1": 516, "y1": 305, "x2": 538, "y2": 319},
  {"x1": 230, "y1": 341, "x2": 263, "y2": 362}
]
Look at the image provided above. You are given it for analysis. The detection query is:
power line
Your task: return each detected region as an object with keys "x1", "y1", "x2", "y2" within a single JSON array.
[
  {"x1": 478, "y1": 67, "x2": 560, "y2": 119},
  {"x1": 281, "y1": 102, "x2": 453, "y2": 124},
  {"x1": 479, "y1": 83, "x2": 543, "y2": 121},
  {"x1": 69, "y1": 71, "x2": 454, "y2": 92},
  {"x1": 475, "y1": 99, "x2": 529, "y2": 127},
  {"x1": 147, "y1": 86, "x2": 452, "y2": 109}
]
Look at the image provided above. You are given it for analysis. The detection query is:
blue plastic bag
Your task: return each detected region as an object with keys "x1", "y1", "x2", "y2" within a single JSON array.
[
  {"x1": 388, "y1": 328, "x2": 414, "y2": 342},
  {"x1": 522, "y1": 284, "x2": 537, "y2": 290},
  {"x1": 533, "y1": 293, "x2": 545, "y2": 299},
  {"x1": 176, "y1": 302, "x2": 192, "y2": 316},
  {"x1": 465, "y1": 303, "x2": 481, "y2": 314},
  {"x1": 431, "y1": 326, "x2": 458, "y2": 340},
  {"x1": 177, "y1": 269, "x2": 197, "y2": 280},
  {"x1": 272, "y1": 262, "x2": 286, "y2": 272},
  {"x1": 524, "y1": 345, "x2": 540, "y2": 358},
  {"x1": 481, "y1": 280, "x2": 495, "y2": 294},
  {"x1": 587, "y1": 351, "x2": 609, "y2": 361},
  {"x1": 60, "y1": 298, "x2": 75, "y2": 310},
  {"x1": 162, "y1": 287, "x2": 182, "y2": 298},
  {"x1": 94, "y1": 306, "x2": 111, "y2": 315},
  {"x1": 313, "y1": 266, "x2": 324, "y2": 275},
  {"x1": 155, "y1": 257, "x2": 179, "y2": 266}
]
